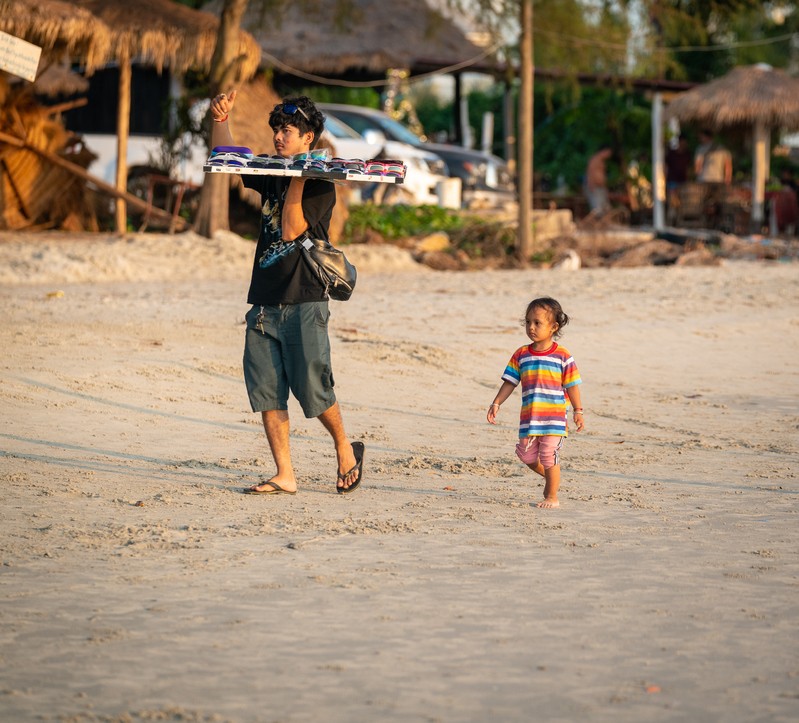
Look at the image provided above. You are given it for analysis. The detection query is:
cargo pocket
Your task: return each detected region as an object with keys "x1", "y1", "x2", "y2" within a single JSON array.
[{"x1": 313, "y1": 302, "x2": 330, "y2": 328}]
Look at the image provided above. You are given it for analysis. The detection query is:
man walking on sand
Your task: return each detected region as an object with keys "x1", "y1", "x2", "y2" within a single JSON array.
[{"x1": 209, "y1": 90, "x2": 363, "y2": 495}]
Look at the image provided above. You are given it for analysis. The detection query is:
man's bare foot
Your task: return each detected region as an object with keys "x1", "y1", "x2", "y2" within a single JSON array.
[
  {"x1": 337, "y1": 441, "x2": 364, "y2": 493},
  {"x1": 536, "y1": 498, "x2": 560, "y2": 509}
]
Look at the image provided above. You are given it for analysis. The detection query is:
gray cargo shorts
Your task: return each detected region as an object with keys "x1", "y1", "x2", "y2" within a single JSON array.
[{"x1": 243, "y1": 302, "x2": 336, "y2": 418}]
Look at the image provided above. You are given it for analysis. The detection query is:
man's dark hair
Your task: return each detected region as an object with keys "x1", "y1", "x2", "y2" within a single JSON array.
[{"x1": 269, "y1": 96, "x2": 325, "y2": 148}]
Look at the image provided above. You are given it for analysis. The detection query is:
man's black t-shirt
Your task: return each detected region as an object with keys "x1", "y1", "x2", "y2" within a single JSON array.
[{"x1": 241, "y1": 174, "x2": 336, "y2": 305}]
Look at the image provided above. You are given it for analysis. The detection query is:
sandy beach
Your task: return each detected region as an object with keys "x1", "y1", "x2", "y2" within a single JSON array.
[{"x1": 0, "y1": 230, "x2": 797, "y2": 722}]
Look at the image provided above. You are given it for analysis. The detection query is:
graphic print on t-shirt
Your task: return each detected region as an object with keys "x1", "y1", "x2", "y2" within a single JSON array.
[{"x1": 257, "y1": 188, "x2": 295, "y2": 269}]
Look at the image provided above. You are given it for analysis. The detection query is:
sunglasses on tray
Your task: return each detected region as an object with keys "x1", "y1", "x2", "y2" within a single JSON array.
[{"x1": 274, "y1": 103, "x2": 309, "y2": 121}]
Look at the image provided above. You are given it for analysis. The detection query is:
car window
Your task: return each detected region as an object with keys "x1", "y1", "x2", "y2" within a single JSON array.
[
  {"x1": 323, "y1": 114, "x2": 362, "y2": 140},
  {"x1": 327, "y1": 108, "x2": 424, "y2": 147}
]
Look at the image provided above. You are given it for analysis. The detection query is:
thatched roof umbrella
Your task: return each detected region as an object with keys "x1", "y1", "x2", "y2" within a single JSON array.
[
  {"x1": 666, "y1": 64, "x2": 799, "y2": 229},
  {"x1": 65, "y1": 0, "x2": 260, "y2": 232},
  {"x1": 221, "y1": 0, "x2": 485, "y2": 76},
  {"x1": 0, "y1": 0, "x2": 111, "y2": 75},
  {"x1": 2, "y1": 0, "x2": 260, "y2": 232},
  {"x1": 202, "y1": 0, "x2": 488, "y2": 144}
]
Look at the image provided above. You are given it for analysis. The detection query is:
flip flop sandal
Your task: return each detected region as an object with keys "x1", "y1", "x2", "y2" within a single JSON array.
[
  {"x1": 337, "y1": 441, "x2": 364, "y2": 494},
  {"x1": 243, "y1": 480, "x2": 297, "y2": 495}
]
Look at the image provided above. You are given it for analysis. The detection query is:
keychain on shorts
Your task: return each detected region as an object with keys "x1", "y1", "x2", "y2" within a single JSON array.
[{"x1": 255, "y1": 306, "x2": 266, "y2": 333}]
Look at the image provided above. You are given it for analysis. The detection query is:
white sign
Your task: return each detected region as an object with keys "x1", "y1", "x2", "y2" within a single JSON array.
[{"x1": 0, "y1": 31, "x2": 42, "y2": 83}]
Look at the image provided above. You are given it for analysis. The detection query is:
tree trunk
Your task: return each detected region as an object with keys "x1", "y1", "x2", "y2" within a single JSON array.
[
  {"x1": 194, "y1": 0, "x2": 249, "y2": 238},
  {"x1": 516, "y1": 0, "x2": 535, "y2": 261}
]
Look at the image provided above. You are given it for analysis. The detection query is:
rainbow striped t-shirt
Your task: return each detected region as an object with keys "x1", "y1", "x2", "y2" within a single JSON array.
[{"x1": 502, "y1": 342, "x2": 582, "y2": 438}]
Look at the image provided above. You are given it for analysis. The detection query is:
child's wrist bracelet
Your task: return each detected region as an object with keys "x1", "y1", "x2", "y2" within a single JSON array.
[
  {"x1": 213, "y1": 114, "x2": 229, "y2": 123},
  {"x1": 490, "y1": 403, "x2": 500, "y2": 407}
]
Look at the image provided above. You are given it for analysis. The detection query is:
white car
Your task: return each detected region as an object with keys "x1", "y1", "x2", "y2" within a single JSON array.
[
  {"x1": 320, "y1": 103, "x2": 516, "y2": 209},
  {"x1": 321, "y1": 113, "x2": 382, "y2": 161},
  {"x1": 320, "y1": 104, "x2": 450, "y2": 205}
]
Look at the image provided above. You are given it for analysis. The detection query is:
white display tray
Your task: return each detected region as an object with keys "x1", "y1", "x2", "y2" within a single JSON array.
[{"x1": 203, "y1": 165, "x2": 404, "y2": 184}]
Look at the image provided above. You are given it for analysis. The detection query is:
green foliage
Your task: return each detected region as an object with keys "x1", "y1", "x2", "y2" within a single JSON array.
[
  {"x1": 641, "y1": 0, "x2": 793, "y2": 81},
  {"x1": 449, "y1": 220, "x2": 519, "y2": 260},
  {"x1": 343, "y1": 204, "x2": 468, "y2": 241},
  {"x1": 273, "y1": 84, "x2": 382, "y2": 108},
  {"x1": 342, "y1": 203, "x2": 522, "y2": 262}
]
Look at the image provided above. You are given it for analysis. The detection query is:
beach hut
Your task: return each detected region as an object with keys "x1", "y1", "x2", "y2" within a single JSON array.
[
  {"x1": 665, "y1": 64, "x2": 799, "y2": 230},
  {"x1": 202, "y1": 0, "x2": 491, "y2": 144},
  {"x1": 0, "y1": 0, "x2": 112, "y2": 230},
  {"x1": 1, "y1": 0, "x2": 260, "y2": 232},
  {"x1": 221, "y1": 0, "x2": 487, "y2": 77},
  {"x1": 63, "y1": 0, "x2": 261, "y2": 232}
]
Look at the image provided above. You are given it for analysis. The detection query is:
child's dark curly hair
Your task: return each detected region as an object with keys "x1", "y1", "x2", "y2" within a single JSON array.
[
  {"x1": 525, "y1": 297, "x2": 570, "y2": 338},
  {"x1": 268, "y1": 96, "x2": 325, "y2": 149}
]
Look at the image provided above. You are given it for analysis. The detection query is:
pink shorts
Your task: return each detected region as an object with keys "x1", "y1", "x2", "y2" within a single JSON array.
[{"x1": 515, "y1": 436, "x2": 563, "y2": 469}]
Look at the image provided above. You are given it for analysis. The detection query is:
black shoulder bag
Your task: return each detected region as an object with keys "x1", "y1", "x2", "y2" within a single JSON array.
[{"x1": 293, "y1": 231, "x2": 357, "y2": 301}]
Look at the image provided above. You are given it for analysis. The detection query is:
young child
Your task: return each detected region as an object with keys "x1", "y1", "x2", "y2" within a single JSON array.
[{"x1": 487, "y1": 297, "x2": 584, "y2": 508}]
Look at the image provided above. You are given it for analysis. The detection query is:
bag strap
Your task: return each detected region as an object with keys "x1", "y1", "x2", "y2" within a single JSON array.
[{"x1": 291, "y1": 230, "x2": 313, "y2": 250}]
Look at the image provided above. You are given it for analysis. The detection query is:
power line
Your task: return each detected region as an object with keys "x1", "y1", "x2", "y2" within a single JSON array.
[
  {"x1": 260, "y1": 27, "x2": 796, "y2": 88},
  {"x1": 666, "y1": 31, "x2": 797, "y2": 52},
  {"x1": 533, "y1": 26, "x2": 798, "y2": 54},
  {"x1": 259, "y1": 38, "x2": 504, "y2": 88}
]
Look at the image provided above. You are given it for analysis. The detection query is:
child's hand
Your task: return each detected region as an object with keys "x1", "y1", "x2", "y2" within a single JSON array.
[
  {"x1": 573, "y1": 411, "x2": 585, "y2": 432},
  {"x1": 487, "y1": 402, "x2": 500, "y2": 424}
]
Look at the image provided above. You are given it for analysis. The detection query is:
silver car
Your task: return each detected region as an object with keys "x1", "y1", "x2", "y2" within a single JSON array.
[
  {"x1": 320, "y1": 103, "x2": 516, "y2": 208},
  {"x1": 321, "y1": 104, "x2": 449, "y2": 205}
]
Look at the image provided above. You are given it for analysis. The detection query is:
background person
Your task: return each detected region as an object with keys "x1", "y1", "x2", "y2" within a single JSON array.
[
  {"x1": 694, "y1": 129, "x2": 733, "y2": 226},
  {"x1": 584, "y1": 147, "x2": 613, "y2": 214},
  {"x1": 694, "y1": 129, "x2": 732, "y2": 185},
  {"x1": 665, "y1": 134, "x2": 693, "y2": 222}
]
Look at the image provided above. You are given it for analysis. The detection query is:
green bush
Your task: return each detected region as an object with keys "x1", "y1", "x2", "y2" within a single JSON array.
[
  {"x1": 343, "y1": 204, "x2": 468, "y2": 241},
  {"x1": 343, "y1": 204, "x2": 525, "y2": 264}
]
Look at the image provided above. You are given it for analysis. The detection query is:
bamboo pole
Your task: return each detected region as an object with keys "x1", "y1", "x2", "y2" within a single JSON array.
[{"x1": 115, "y1": 53, "x2": 131, "y2": 233}]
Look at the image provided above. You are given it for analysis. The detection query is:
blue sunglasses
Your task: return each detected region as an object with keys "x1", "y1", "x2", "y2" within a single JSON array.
[{"x1": 274, "y1": 103, "x2": 309, "y2": 121}]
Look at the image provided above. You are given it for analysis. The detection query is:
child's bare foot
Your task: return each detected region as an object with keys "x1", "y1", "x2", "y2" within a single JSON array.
[{"x1": 536, "y1": 498, "x2": 560, "y2": 509}]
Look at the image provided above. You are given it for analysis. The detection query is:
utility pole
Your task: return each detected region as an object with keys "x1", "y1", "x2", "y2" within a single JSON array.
[{"x1": 517, "y1": 0, "x2": 534, "y2": 261}]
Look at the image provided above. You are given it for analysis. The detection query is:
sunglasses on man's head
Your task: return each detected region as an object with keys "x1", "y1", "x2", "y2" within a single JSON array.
[{"x1": 274, "y1": 103, "x2": 309, "y2": 121}]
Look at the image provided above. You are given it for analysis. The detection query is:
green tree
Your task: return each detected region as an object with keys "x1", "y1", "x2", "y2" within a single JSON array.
[{"x1": 637, "y1": 0, "x2": 794, "y2": 81}]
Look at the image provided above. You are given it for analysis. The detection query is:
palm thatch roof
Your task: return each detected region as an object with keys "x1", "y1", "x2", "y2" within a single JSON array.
[
  {"x1": 2, "y1": 0, "x2": 262, "y2": 233},
  {"x1": 32, "y1": 63, "x2": 90, "y2": 97},
  {"x1": 203, "y1": 0, "x2": 488, "y2": 78},
  {"x1": 0, "y1": 0, "x2": 111, "y2": 71},
  {"x1": 666, "y1": 64, "x2": 799, "y2": 130},
  {"x1": 69, "y1": 0, "x2": 260, "y2": 76},
  {"x1": 0, "y1": 0, "x2": 260, "y2": 79}
]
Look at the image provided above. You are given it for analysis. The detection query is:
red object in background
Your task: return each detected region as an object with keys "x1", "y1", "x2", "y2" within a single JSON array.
[{"x1": 767, "y1": 188, "x2": 799, "y2": 231}]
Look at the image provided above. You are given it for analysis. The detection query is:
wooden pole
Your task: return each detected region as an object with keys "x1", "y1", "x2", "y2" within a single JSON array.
[
  {"x1": 652, "y1": 92, "x2": 665, "y2": 230},
  {"x1": 115, "y1": 54, "x2": 131, "y2": 233},
  {"x1": 517, "y1": 0, "x2": 534, "y2": 261},
  {"x1": 752, "y1": 120, "x2": 769, "y2": 229}
]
